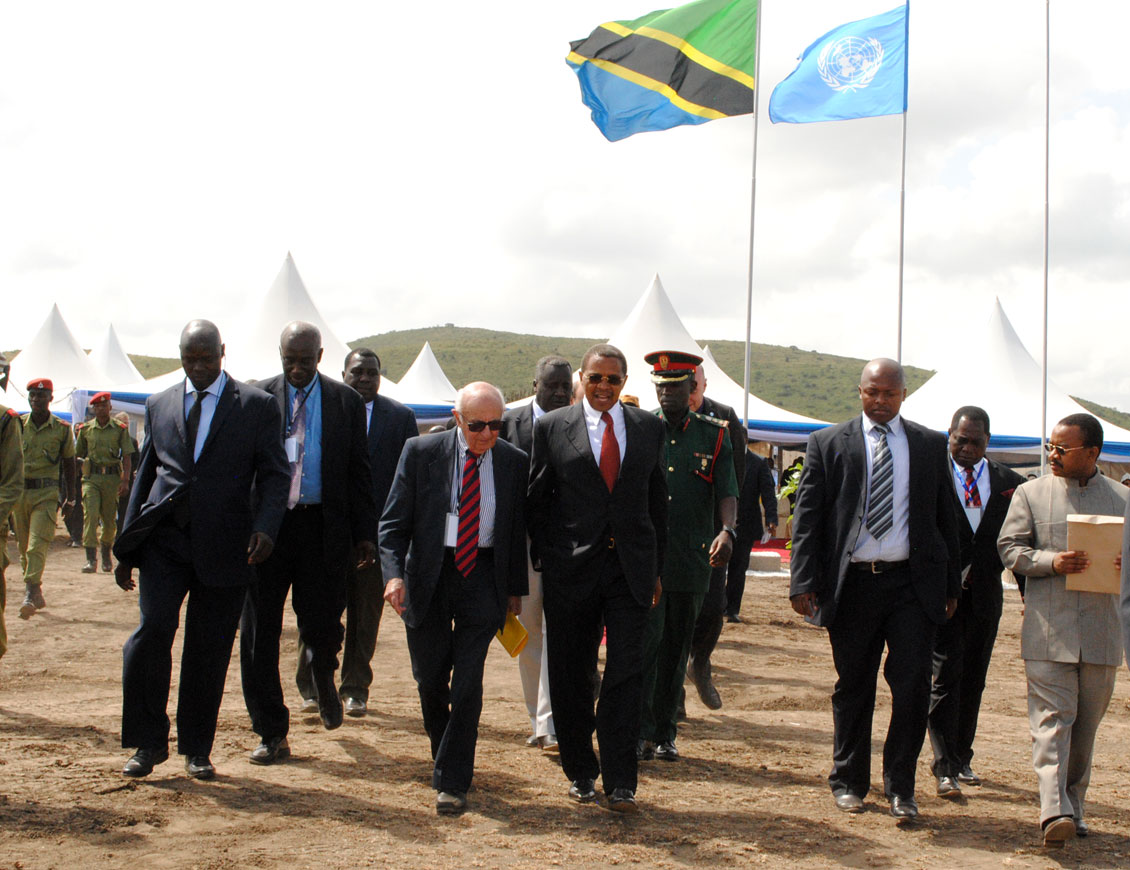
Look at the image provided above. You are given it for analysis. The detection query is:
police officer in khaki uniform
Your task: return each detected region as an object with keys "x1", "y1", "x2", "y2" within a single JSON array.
[
  {"x1": 0, "y1": 398, "x2": 25, "y2": 662},
  {"x1": 74, "y1": 392, "x2": 134, "y2": 573},
  {"x1": 638, "y1": 351, "x2": 738, "y2": 762},
  {"x1": 13, "y1": 378, "x2": 76, "y2": 618}
]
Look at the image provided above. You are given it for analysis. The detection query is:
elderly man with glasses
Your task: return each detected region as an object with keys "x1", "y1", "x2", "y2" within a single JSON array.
[{"x1": 999, "y1": 413, "x2": 1128, "y2": 847}]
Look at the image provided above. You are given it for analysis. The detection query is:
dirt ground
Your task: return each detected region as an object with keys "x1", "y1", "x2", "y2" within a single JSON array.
[{"x1": 3, "y1": 540, "x2": 1130, "y2": 870}]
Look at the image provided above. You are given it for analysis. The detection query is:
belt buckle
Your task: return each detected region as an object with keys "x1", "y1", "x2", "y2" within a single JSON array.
[
  {"x1": 608, "y1": 536, "x2": 616, "y2": 550},
  {"x1": 869, "y1": 561, "x2": 881, "y2": 574}
]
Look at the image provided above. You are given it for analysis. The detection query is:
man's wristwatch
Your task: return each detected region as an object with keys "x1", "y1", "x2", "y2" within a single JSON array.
[{"x1": 722, "y1": 525, "x2": 737, "y2": 541}]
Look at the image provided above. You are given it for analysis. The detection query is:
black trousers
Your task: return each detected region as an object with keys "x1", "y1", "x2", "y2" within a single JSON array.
[
  {"x1": 927, "y1": 583, "x2": 1000, "y2": 776},
  {"x1": 826, "y1": 567, "x2": 936, "y2": 800},
  {"x1": 543, "y1": 550, "x2": 648, "y2": 795},
  {"x1": 405, "y1": 550, "x2": 498, "y2": 795},
  {"x1": 724, "y1": 531, "x2": 759, "y2": 616},
  {"x1": 241, "y1": 506, "x2": 347, "y2": 740},
  {"x1": 296, "y1": 561, "x2": 385, "y2": 703},
  {"x1": 121, "y1": 520, "x2": 246, "y2": 756}
]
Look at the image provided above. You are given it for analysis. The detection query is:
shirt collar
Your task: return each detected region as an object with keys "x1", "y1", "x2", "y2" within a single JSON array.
[
  {"x1": 953, "y1": 456, "x2": 987, "y2": 477},
  {"x1": 862, "y1": 412, "x2": 902, "y2": 436},
  {"x1": 532, "y1": 401, "x2": 547, "y2": 420},
  {"x1": 185, "y1": 370, "x2": 226, "y2": 398},
  {"x1": 583, "y1": 396, "x2": 623, "y2": 424},
  {"x1": 286, "y1": 374, "x2": 319, "y2": 401}
]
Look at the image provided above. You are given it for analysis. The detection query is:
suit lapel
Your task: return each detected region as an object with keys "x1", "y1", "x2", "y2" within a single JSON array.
[
  {"x1": 839, "y1": 417, "x2": 866, "y2": 498},
  {"x1": 368, "y1": 396, "x2": 387, "y2": 453},
  {"x1": 565, "y1": 404, "x2": 601, "y2": 478},
  {"x1": 196, "y1": 377, "x2": 236, "y2": 462},
  {"x1": 428, "y1": 429, "x2": 458, "y2": 517},
  {"x1": 171, "y1": 380, "x2": 188, "y2": 450}
]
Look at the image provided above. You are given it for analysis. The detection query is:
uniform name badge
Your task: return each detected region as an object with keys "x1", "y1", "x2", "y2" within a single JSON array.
[
  {"x1": 445, "y1": 511, "x2": 460, "y2": 547},
  {"x1": 284, "y1": 436, "x2": 300, "y2": 462}
]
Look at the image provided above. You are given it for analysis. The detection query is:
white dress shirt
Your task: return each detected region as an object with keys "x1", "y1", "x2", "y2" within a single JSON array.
[
  {"x1": 365, "y1": 400, "x2": 374, "y2": 435},
  {"x1": 853, "y1": 412, "x2": 910, "y2": 562},
  {"x1": 581, "y1": 396, "x2": 626, "y2": 467},
  {"x1": 183, "y1": 371, "x2": 226, "y2": 462}
]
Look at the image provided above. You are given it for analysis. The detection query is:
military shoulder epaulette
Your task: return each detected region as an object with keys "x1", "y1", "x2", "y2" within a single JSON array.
[
  {"x1": 74, "y1": 421, "x2": 85, "y2": 430},
  {"x1": 691, "y1": 411, "x2": 729, "y2": 428},
  {"x1": 115, "y1": 419, "x2": 128, "y2": 428},
  {"x1": 4, "y1": 407, "x2": 16, "y2": 418}
]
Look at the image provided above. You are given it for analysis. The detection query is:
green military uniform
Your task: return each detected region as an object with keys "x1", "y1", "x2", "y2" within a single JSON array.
[
  {"x1": 13, "y1": 413, "x2": 74, "y2": 590},
  {"x1": 74, "y1": 416, "x2": 134, "y2": 550},
  {"x1": 641, "y1": 409, "x2": 738, "y2": 746},
  {"x1": 0, "y1": 405, "x2": 26, "y2": 661}
]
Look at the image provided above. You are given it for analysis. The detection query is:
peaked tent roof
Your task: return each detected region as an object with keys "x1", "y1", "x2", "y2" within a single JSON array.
[
  {"x1": 605, "y1": 274, "x2": 827, "y2": 442},
  {"x1": 223, "y1": 252, "x2": 355, "y2": 382},
  {"x1": 90, "y1": 323, "x2": 143, "y2": 385},
  {"x1": 4, "y1": 304, "x2": 110, "y2": 412},
  {"x1": 901, "y1": 298, "x2": 1130, "y2": 460},
  {"x1": 381, "y1": 342, "x2": 457, "y2": 406}
]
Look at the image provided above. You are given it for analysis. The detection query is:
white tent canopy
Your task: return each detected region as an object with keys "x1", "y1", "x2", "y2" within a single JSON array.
[
  {"x1": 901, "y1": 299, "x2": 1130, "y2": 460},
  {"x1": 381, "y1": 342, "x2": 457, "y2": 407},
  {"x1": 605, "y1": 274, "x2": 827, "y2": 442},
  {"x1": 223, "y1": 252, "x2": 355, "y2": 382},
  {"x1": 4, "y1": 304, "x2": 110, "y2": 413},
  {"x1": 90, "y1": 323, "x2": 143, "y2": 384}
]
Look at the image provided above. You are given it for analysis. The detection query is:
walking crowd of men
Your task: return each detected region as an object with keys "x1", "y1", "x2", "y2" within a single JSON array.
[{"x1": 3, "y1": 325, "x2": 1130, "y2": 848}]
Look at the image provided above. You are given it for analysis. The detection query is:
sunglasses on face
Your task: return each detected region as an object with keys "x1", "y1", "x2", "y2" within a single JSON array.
[
  {"x1": 465, "y1": 419, "x2": 503, "y2": 433},
  {"x1": 584, "y1": 373, "x2": 624, "y2": 386},
  {"x1": 1045, "y1": 442, "x2": 1088, "y2": 456}
]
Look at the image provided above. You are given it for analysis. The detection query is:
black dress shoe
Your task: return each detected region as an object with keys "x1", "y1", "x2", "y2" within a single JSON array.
[
  {"x1": 122, "y1": 746, "x2": 169, "y2": 777},
  {"x1": 654, "y1": 740, "x2": 680, "y2": 761},
  {"x1": 889, "y1": 795, "x2": 919, "y2": 820},
  {"x1": 1042, "y1": 815, "x2": 1076, "y2": 847},
  {"x1": 249, "y1": 736, "x2": 290, "y2": 765},
  {"x1": 636, "y1": 739, "x2": 655, "y2": 761},
  {"x1": 936, "y1": 775, "x2": 961, "y2": 798},
  {"x1": 436, "y1": 790, "x2": 467, "y2": 815},
  {"x1": 313, "y1": 669, "x2": 344, "y2": 730},
  {"x1": 725, "y1": 612, "x2": 742, "y2": 624},
  {"x1": 834, "y1": 792, "x2": 864, "y2": 813},
  {"x1": 956, "y1": 765, "x2": 981, "y2": 786},
  {"x1": 608, "y1": 788, "x2": 638, "y2": 813},
  {"x1": 185, "y1": 755, "x2": 215, "y2": 780},
  {"x1": 690, "y1": 658, "x2": 722, "y2": 710},
  {"x1": 1074, "y1": 819, "x2": 1089, "y2": 838},
  {"x1": 343, "y1": 697, "x2": 367, "y2": 717},
  {"x1": 568, "y1": 779, "x2": 597, "y2": 803}
]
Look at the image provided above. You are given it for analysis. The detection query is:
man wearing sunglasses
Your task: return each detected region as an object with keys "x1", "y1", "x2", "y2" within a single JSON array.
[
  {"x1": 380, "y1": 382, "x2": 528, "y2": 815},
  {"x1": 999, "y1": 413, "x2": 1127, "y2": 847},
  {"x1": 528, "y1": 343, "x2": 667, "y2": 813}
]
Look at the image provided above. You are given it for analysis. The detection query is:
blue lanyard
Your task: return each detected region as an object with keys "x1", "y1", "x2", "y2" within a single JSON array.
[
  {"x1": 955, "y1": 460, "x2": 985, "y2": 507},
  {"x1": 286, "y1": 380, "x2": 316, "y2": 436}
]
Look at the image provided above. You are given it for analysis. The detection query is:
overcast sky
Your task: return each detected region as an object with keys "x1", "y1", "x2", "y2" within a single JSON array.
[{"x1": 2, "y1": 1, "x2": 1127, "y2": 409}]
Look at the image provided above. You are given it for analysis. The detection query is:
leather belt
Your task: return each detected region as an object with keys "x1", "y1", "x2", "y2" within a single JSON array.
[
  {"x1": 24, "y1": 478, "x2": 57, "y2": 490},
  {"x1": 850, "y1": 559, "x2": 909, "y2": 575},
  {"x1": 89, "y1": 464, "x2": 121, "y2": 475}
]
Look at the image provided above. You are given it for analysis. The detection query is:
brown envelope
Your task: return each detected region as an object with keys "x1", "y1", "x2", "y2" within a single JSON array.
[{"x1": 1065, "y1": 514, "x2": 1124, "y2": 594}]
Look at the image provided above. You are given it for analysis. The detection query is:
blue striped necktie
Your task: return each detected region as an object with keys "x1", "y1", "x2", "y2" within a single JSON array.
[{"x1": 867, "y1": 423, "x2": 894, "y2": 540}]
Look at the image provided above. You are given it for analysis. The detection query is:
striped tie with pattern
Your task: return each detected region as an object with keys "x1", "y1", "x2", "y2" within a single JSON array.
[
  {"x1": 455, "y1": 453, "x2": 481, "y2": 577},
  {"x1": 866, "y1": 423, "x2": 894, "y2": 540}
]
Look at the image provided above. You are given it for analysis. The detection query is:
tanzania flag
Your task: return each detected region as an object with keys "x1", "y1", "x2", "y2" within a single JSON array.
[{"x1": 567, "y1": 0, "x2": 757, "y2": 142}]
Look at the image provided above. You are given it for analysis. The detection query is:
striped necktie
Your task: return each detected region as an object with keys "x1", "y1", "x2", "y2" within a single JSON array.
[
  {"x1": 867, "y1": 423, "x2": 894, "y2": 540},
  {"x1": 455, "y1": 453, "x2": 481, "y2": 577}
]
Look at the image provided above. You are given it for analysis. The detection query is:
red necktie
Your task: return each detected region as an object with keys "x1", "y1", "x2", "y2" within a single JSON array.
[
  {"x1": 964, "y1": 467, "x2": 982, "y2": 508},
  {"x1": 455, "y1": 454, "x2": 481, "y2": 577},
  {"x1": 600, "y1": 411, "x2": 620, "y2": 493}
]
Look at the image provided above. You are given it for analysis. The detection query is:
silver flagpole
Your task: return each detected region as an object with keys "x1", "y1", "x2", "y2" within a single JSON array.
[
  {"x1": 896, "y1": 110, "x2": 907, "y2": 363},
  {"x1": 741, "y1": 0, "x2": 764, "y2": 429},
  {"x1": 1040, "y1": 0, "x2": 1050, "y2": 474}
]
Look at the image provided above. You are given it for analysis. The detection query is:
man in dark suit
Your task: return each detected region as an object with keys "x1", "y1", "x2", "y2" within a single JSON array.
[
  {"x1": 928, "y1": 406, "x2": 1024, "y2": 797},
  {"x1": 725, "y1": 449, "x2": 779, "y2": 622},
  {"x1": 240, "y1": 322, "x2": 378, "y2": 763},
  {"x1": 381, "y1": 382, "x2": 528, "y2": 815},
  {"x1": 790, "y1": 358, "x2": 959, "y2": 820},
  {"x1": 528, "y1": 343, "x2": 667, "y2": 813},
  {"x1": 295, "y1": 348, "x2": 417, "y2": 717},
  {"x1": 114, "y1": 320, "x2": 289, "y2": 780},
  {"x1": 687, "y1": 365, "x2": 747, "y2": 709},
  {"x1": 500, "y1": 354, "x2": 572, "y2": 750}
]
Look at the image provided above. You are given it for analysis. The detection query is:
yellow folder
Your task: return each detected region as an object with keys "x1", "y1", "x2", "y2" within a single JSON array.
[{"x1": 495, "y1": 611, "x2": 528, "y2": 657}]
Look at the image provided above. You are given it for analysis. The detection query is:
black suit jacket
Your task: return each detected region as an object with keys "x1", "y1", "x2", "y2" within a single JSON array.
[
  {"x1": 789, "y1": 415, "x2": 960, "y2": 627},
  {"x1": 114, "y1": 376, "x2": 290, "y2": 587},
  {"x1": 528, "y1": 402, "x2": 668, "y2": 607},
  {"x1": 378, "y1": 429, "x2": 529, "y2": 630},
  {"x1": 500, "y1": 403, "x2": 535, "y2": 456},
  {"x1": 737, "y1": 452, "x2": 778, "y2": 540},
  {"x1": 365, "y1": 393, "x2": 418, "y2": 528},
  {"x1": 952, "y1": 458, "x2": 1025, "y2": 614},
  {"x1": 258, "y1": 373, "x2": 379, "y2": 576}
]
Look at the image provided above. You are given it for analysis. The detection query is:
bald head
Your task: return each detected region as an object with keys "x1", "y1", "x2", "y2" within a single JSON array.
[
  {"x1": 280, "y1": 321, "x2": 323, "y2": 388},
  {"x1": 179, "y1": 320, "x2": 225, "y2": 391},
  {"x1": 454, "y1": 381, "x2": 506, "y2": 456},
  {"x1": 858, "y1": 357, "x2": 906, "y2": 425}
]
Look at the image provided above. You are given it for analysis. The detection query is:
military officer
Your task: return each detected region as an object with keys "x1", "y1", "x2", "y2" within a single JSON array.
[
  {"x1": 13, "y1": 379, "x2": 76, "y2": 618},
  {"x1": 74, "y1": 392, "x2": 134, "y2": 573},
  {"x1": 638, "y1": 350, "x2": 738, "y2": 762},
  {"x1": 0, "y1": 399, "x2": 24, "y2": 662}
]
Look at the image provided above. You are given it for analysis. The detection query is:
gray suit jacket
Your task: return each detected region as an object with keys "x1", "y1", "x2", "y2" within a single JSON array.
[{"x1": 999, "y1": 472, "x2": 1127, "y2": 665}]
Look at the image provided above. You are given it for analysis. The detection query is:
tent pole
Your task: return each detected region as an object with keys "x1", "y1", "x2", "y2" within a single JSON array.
[
  {"x1": 896, "y1": 107, "x2": 907, "y2": 363},
  {"x1": 1040, "y1": 0, "x2": 1050, "y2": 474},
  {"x1": 741, "y1": 0, "x2": 764, "y2": 431}
]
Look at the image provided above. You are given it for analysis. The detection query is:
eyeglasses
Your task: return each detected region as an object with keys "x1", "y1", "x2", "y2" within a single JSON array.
[
  {"x1": 584, "y1": 373, "x2": 624, "y2": 386},
  {"x1": 465, "y1": 419, "x2": 503, "y2": 433},
  {"x1": 1045, "y1": 442, "x2": 1090, "y2": 456}
]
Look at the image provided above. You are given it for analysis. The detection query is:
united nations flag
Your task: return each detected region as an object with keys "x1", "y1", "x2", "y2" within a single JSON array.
[{"x1": 768, "y1": 5, "x2": 907, "y2": 124}]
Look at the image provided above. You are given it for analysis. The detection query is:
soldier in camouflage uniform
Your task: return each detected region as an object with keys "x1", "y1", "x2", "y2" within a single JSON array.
[
  {"x1": 638, "y1": 351, "x2": 738, "y2": 762},
  {"x1": 74, "y1": 392, "x2": 134, "y2": 573},
  {"x1": 0, "y1": 397, "x2": 25, "y2": 662}
]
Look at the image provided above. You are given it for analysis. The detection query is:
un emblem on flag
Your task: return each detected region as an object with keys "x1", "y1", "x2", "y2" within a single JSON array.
[{"x1": 817, "y1": 36, "x2": 884, "y2": 93}]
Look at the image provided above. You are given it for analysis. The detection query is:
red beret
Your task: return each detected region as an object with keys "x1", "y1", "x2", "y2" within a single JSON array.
[
  {"x1": 89, "y1": 391, "x2": 112, "y2": 405},
  {"x1": 27, "y1": 378, "x2": 53, "y2": 391}
]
